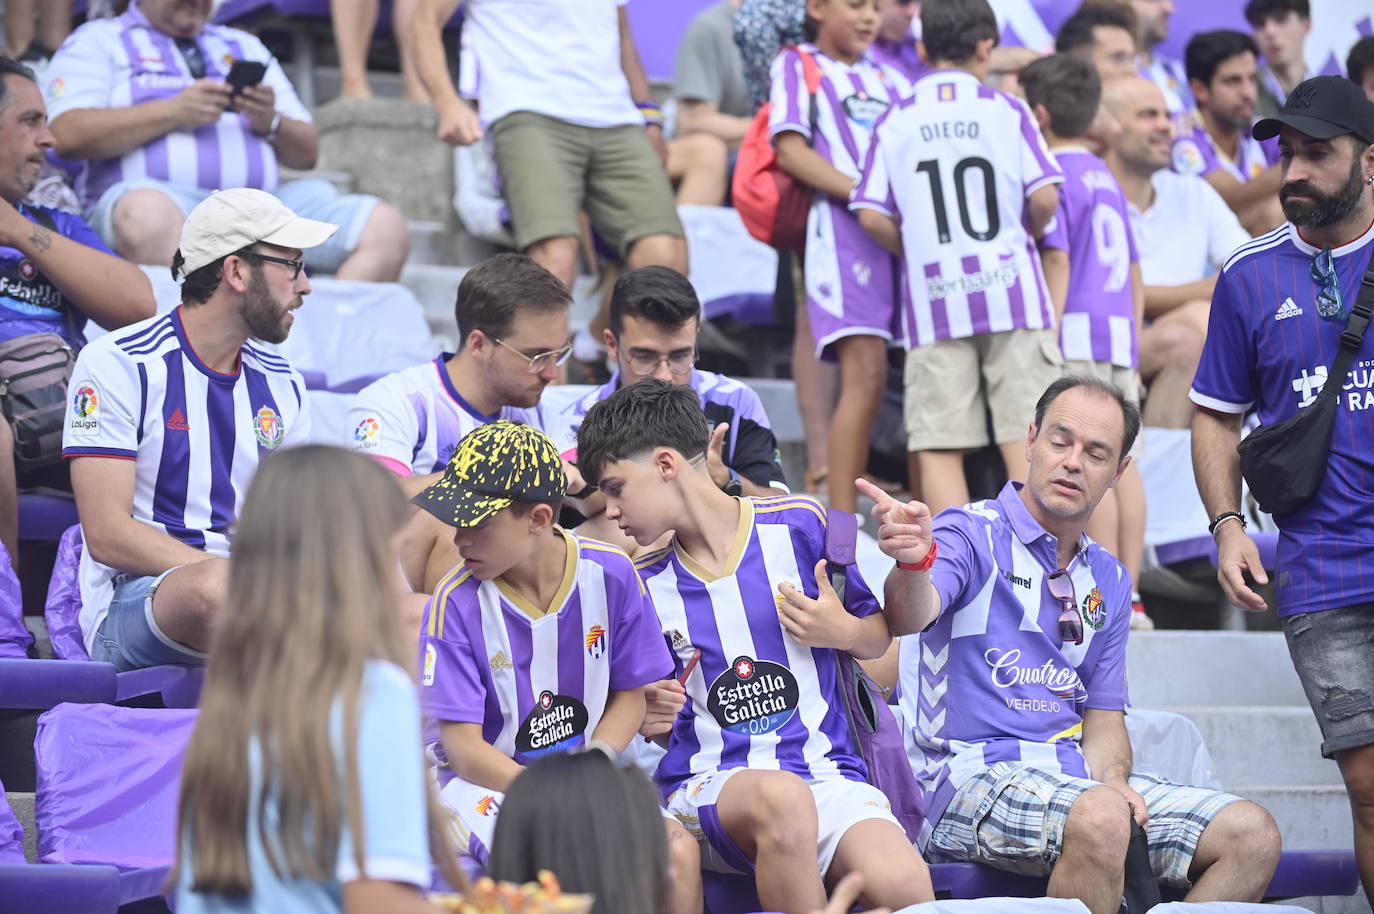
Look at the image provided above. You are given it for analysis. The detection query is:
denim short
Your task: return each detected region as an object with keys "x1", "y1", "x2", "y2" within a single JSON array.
[
  {"x1": 87, "y1": 177, "x2": 376, "y2": 274},
  {"x1": 1282, "y1": 602, "x2": 1374, "y2": 758},
  {"x1": 89, "y1": 568, "x2": 206, "y2": 672}
]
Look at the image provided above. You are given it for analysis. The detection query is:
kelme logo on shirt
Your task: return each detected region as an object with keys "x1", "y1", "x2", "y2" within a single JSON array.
[
  {"x1": 69, "y1": 382, "x2": 99, "y2": 434},
  {"x1": 254, "y1": 406, "x2": 284, "y2": 449},
  {"x1": 515, "y1": 691, "x2": 589, "y2": 758},
  {"x1": 707, "y1": 655, "x2": 800, "y2": 735}
]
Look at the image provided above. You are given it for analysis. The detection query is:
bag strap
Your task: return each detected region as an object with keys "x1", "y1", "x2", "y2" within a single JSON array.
[
  {"x1": 1316, "y1": 254, "x2": 1374, "y2": 403},
  {"x1": 782, "y1": 46, "x2": 823, "y2": 146},
  {"x1": 822, "y1": 507, "x2": 858, "y2": 595}
]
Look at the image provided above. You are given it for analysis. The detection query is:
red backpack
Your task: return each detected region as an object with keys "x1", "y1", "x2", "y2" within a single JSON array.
[{"x1": 732, "y1": 47, "x2": 822, "y2": 254}]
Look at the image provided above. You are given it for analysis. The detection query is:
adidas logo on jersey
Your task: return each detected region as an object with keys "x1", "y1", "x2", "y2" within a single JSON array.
[
  {"x1": 166, "y1": 408, "x2": 190, "y2": 431},
  {"x1": 670, "y1": 630, "x2": 690, "y2": 650},
  {"x1": 1275, "y1": 297, "x2": 1303, "y2": 321},
  {"x1": 489, "y1": 650, "x2": 512, "y2": 671}
]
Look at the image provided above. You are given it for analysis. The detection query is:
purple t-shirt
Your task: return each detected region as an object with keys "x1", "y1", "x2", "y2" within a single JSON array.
[
  {"x1": 898, "y1": 483, "x2": 1132, "y2": 846},
  {"x1": 870, "y1": 34, "x2": 927, "y2": 84},
  {"x1": 1170, "y1": 120, "x2": 1280, "y2": 184},
  {"x1": 1190, "y1": 221, "x2": 1374, "y2": 616},
  {"x1": 0, "y1": 205, "x2": 109, "y2": 346},
  {"x1": 1040, "y1": 148, "x2": 1141, "y2": 368},
  {"x1": 419, "y1": 532, "x2": 673, "y2": 781}
]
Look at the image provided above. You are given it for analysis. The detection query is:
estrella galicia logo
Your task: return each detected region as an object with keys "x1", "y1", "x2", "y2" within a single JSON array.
[
  {"x1": 707, "y1": 655, "x2": 800, "y2": 735},
  {"x1": 841, "y1": 92, "x2": 888, "y2": 128},
  {"x1": 514, "y1": 690, "x2": 588, "y2": 760}
]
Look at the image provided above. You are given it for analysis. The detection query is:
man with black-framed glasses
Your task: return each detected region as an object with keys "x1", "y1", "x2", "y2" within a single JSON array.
[
  {"x1": 547, "y1": 266, "x2": 788, "y2": 551},
  {"x1": 62, "y1": 188, "x2": 333, "y2": 672},
  {"x1": 348, "y1": 253, "x2": 571, "y2": 591},
  {"x1": 866, "y1": 375, "x2": 1279, "y2": 914}
]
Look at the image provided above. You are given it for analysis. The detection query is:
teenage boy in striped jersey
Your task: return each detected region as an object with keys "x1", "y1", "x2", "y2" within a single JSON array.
[
  {"x1": 412, "y1": 420, "x2": 700, "y2": 914},
  {"x1": 577, "y1": 379, "x2": 932, "y2": 914}
]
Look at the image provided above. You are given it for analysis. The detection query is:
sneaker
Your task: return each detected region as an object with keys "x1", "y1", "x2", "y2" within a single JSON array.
[{"x1": 1129, "y1": 601, "x2": 1155, "y2": 631}]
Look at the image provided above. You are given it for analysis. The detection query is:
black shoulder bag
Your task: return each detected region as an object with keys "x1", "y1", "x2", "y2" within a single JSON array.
[{"x1": 1237, "y1": 258, "x2": 1374, "y2": 516}]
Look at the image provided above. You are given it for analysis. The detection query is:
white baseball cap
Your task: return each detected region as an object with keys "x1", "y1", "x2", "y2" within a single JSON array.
[{"x1": 174, "y1": 188, "x2": 339, "y2": 278}]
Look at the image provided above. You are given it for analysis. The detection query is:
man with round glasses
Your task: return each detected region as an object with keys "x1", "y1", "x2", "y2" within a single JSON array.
[
  {"x1": 864, "y1": 375, "x2": 1279, "y2": 914},
  {"x1": 548, "y1": 266, "x2": 788, "y2": 551},
  {"x1": 347, "y1": 252, "x2": 571, "y2": 591}
]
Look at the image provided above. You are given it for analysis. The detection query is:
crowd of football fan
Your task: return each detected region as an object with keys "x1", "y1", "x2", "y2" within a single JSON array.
[{"x1": 2, "y1": 0, "x2": 1374, "y2": 912}]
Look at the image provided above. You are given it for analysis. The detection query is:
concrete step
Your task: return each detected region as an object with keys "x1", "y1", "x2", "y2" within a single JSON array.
[
  {"x1": 1286, "y1": 891, "x2": 1370, "y2": 914},
  {"x1": 1164, "y1": 706, "x2": 1342, "y2": 788},
  {"x1": 1232, "y1": 785, "x2": 1352, "y2": 850},
  {"x1": 278, "y1": 166, "x2": 354, "y2": 194},
  {"x1": 1126, "y1": 631, "x2": 1308, "y2": 708},
  {"x1": 7, "y1": 791, "x2": 35, "y2": 862}
]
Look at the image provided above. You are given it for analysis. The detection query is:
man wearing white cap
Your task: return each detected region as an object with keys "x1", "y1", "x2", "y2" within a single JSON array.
[{"x1": 61, "y1": 188, "x2": 334, "y2": 670}]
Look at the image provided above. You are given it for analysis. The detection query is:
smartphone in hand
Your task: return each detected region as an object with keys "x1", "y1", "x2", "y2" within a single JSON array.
[{"x1": 225, "y1": 60, "x2": 267, "y2": 98}]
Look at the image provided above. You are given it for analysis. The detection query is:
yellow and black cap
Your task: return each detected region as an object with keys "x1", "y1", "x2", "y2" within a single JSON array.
[{"x1": 412, "y1": 420, "x2": 567, "y2": 528}]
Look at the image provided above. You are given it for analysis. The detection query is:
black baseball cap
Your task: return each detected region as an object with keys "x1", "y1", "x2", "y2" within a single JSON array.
[
  {"x1": 1253, "y1": 75, "x2": 1374, "y2": 144},
  {"x1": 413, "y1": 420, "x2": 567, "y2": 528}
]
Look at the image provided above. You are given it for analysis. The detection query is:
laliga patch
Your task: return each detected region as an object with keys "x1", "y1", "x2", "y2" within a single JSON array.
[
  {"x1": 1082, "y1": 587, "x2": 1106, "y2": 631},
  {"x1": 514, "y1": 690, "x2": 589, "y2": 759},
  {"x1": 422, "y1": 641, "x2": 437, "y2": 686},
  {"x1": 353, "y1": 416, "x2": 380, "y2": 448},
  {"x1": 707, "y1": 655, "x2": 799, "y2": 735},
  {"x1": 1171, "y1": 139, "x2": 1205, "y2": 175},
  {"x1": 68, "y1": 381, "x2": 100, "y2": 435},
  {"x1": 841, "y1": 92, "x2": 889, "y2": 128}
]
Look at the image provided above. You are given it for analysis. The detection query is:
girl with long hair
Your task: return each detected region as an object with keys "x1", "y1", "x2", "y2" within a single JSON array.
[{"x1": 173, "y1": 445, "x2": 464, "y2": 913}]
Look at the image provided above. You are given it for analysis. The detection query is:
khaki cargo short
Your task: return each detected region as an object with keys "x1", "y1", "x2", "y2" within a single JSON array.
[
  {"x1": 489, "y1": 111, "x2": 684, "y2": 255},
  {"x1": 904, "y1": 328, "x2": 1063, "y2": 451}
]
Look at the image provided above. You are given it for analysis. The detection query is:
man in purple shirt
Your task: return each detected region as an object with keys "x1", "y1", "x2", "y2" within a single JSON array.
[
  {"x1": 1191, "y1": 76, "x2": 1374, "y2": 901},
  {"x1": 866, "y1": 376, "x2": 1279, "y2": 914},
  {"x1": 870, "y1": 0, "x2": 925, "y2": 83}
]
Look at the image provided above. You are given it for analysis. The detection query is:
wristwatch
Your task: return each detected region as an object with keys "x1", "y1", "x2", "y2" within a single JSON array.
[{"x1": 723, "y1": 468, "x2": 742, "y2": 497}]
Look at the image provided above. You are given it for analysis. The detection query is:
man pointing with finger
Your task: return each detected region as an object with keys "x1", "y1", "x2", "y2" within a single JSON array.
[{"x1": 867, "y1": 375, "x2": 1280, "y2": 914}]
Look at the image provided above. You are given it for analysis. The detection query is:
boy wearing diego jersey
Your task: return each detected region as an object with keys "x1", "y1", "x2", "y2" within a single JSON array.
[
  {"x1": 63, "y1": 188, "x2": 330, "y2": 671},
  {"x1": 577, "y1": 379, "x2": 933, "y2": 914},
  {"x1": 412, "y1": 422, "x2": 684, "y2": 871},
  {"x1": 1020, "y1": 55, "x2": 1150, "y2": 629},
  {"x1": 852, "y1": 0, "x2": 1064, "y2": 516}
]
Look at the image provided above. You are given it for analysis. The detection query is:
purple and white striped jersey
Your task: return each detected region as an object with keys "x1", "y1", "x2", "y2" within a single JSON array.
[
  {"x1": 852, "y1": 69, "x2": 1063, "y2": 348},
  {"x1": 1190, "y1": 221, "x2": 1374, "y2": 616},
  {"x1": 1170, "y1": 120, "x2": 1279, "y2": 184},
  {"x1": 768, "y1": 43, "x2": 910, "y2": 182},
  {"x1": 43, "y1": 1, "x2": 312, "y2": 208},
  {"x1": 419, "y1": 533, "x2": 672, "y2": 782},
  {"x1": 1040, "y1": 148, "x2": 1141, "y2": 368},
  {"x1": 62, "y1": 309, "x2": 311, "y2": 654},
  {"x1": 636, "y1": 495, "x2": 881, "y2": 799},
  {"x1": 899, "y1": 483, "x2": 1131, "y2": 848},
  {"x1": 346, "y1": 356, "x2": 548, "y2": 477}
]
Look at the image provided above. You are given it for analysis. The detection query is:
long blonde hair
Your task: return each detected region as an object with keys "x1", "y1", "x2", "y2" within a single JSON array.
[{"x1": 175, "y1": 445, "x2": 462, "y2": 894}]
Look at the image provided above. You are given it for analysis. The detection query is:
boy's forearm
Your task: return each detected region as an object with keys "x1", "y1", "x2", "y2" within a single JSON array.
[
  {"x1": 591, "y1": 688, "x2": 647, "y2": 753},
  {"x1": 441, "y1": 725, "x2": 523, "y2": 793},
  {"x1": 856, "y1": 209, "x2": 903, "y2": 256},
  {"x1": 846, "y1": 612, "x2": 892, "y2": 661}
]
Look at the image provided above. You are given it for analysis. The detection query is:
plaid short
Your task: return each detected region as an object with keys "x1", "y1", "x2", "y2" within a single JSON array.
[{"x1": 926, "y1": 762, "x2": 1242, "y2": 888}]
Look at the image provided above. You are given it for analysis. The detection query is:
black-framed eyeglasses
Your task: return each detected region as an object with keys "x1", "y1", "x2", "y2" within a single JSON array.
[
  {"x1": 239, "y1": 251, "x2": 305, "y2": 280},
  {"x1": 1311, "y1": 248, "x2": 1345, "y2": 320},
  {"x1": 1046, "y1": 569, "x2": 1083, "y2": 646},
  {"x1": 490, "y1": 335, "x2": 574, "y2": 374},
  {"x1": 624, "y1": 346, "x2": 697, "y2": 378}
]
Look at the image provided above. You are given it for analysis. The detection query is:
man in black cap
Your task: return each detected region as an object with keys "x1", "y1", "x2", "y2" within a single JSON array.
[{"x1": 1190, "y1": 74, "x2": 1374, "y2": 898}]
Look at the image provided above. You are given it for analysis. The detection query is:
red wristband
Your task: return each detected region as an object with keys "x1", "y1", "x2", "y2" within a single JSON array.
[{"x1": 896, "y1": 540, "x2": 937, "y2": 572}]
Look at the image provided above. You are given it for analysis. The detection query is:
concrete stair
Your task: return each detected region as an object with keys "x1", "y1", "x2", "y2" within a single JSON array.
[{"x1": 1127, "y1": 631, "x2": 1363, "y2": 911}]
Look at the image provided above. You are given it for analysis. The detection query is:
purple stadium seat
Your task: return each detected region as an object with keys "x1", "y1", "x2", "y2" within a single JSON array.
[
  {"x1": 1154, "y1": 531, "x2": 1279, "y2": 570},
  {"x1": 35, "y1": 703, "x2": 195, "y2": 869},
  {"x1": 0, "y1": 779, "x2": 24, "y2": 864},
  {"x1": 18, "y1": 494, "x2": 79, "y2": 543},
  {"x1": 0, "y1": 863, "x2": 171, "y2": 914},
  {"x1": 0, "y1": 541, "x2": 31, "y2": 659},
  {"x1": 44, "y1": 525, "x2": 85, "y2": 661}
]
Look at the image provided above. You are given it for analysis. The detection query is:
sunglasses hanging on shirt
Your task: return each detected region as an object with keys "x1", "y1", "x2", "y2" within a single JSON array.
[
  {"x1": 1311, "y1": 248, "x2": 1346, "y2": 320},
  {"x1": 175, "y1": 38, "x2": 206, "y2": 80}
]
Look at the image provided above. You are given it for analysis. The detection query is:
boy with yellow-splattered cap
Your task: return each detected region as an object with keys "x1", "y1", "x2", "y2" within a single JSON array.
[{"x1": 413, "y1": 420, "x2": 675, "y2": 865}]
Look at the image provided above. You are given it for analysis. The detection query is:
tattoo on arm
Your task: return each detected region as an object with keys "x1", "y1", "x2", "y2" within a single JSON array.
[{"x1": 28, "y1": 225, "x2": 52, "y2": 253}]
